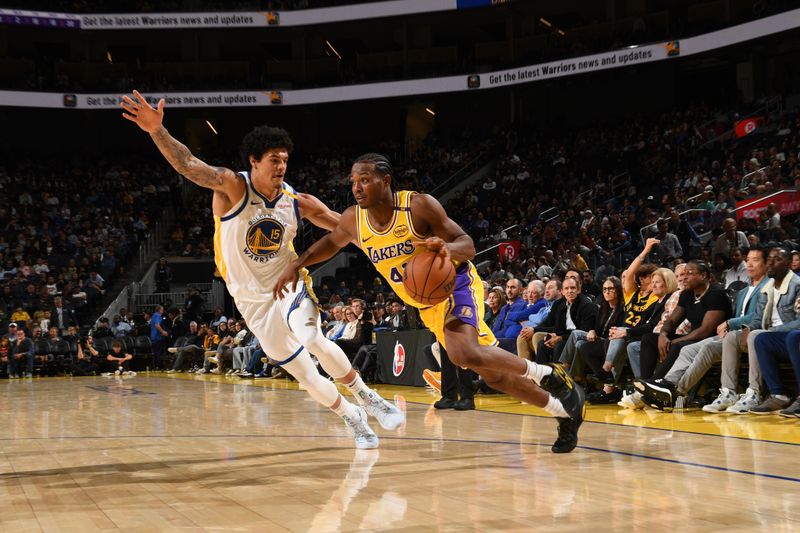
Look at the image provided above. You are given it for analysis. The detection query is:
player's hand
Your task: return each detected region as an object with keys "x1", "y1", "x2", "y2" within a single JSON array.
[
  {"x1": 121, "y1": 89, "x2": 164, "y2": 134},
  {"x1": 273, "y1": 264, "x2": 300, "y2": 300},
  {"x1": 412, "y1": 237, "x2": 451, "y2": 263}
]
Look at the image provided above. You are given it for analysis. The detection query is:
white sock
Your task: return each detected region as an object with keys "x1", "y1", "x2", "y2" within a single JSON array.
[
  {"x1": 543, "y1": 395, "x2": 569, "y2": 418},
  {"x1": 342, "y1": 374, "x2": 373, "y2": 405},
  {"x1": 523, "y1": 360, "x2": 552, "y2": 385},
  {"x1": 331, "y1": 395, "x2": 360, "y2": 419}
]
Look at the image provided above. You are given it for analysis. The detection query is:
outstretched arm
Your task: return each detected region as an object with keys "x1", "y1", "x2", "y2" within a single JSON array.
[
  {"x1": 120, "y1": 90, "x2": 241, "y2": 196},
  {"x1": 297, "y1": 192, "x2": 340, "y2": 232},
  {"x1": 272, "y1": 207, "x2": 357, "y2": 299},
  {"x1": 410, "y1": 193, "x2": 475, "y2": 262},
  {"x1": 622, "y1": 237, "x2": 659, "y2": 295}
]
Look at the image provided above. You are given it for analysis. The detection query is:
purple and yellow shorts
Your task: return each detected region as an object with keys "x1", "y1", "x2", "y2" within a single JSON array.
[{"x1": 418, "y1": 261, "x2": 498, "y2": 351}]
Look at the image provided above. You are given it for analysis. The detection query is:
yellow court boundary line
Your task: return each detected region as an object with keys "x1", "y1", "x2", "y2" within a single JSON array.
[{"x1": 151, "y1": 372, "x2": 800, "y2": 446}]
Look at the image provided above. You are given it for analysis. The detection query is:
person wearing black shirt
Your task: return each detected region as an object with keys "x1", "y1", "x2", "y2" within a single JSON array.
[
  {"x1": 155, "y1": 257, "x2": 172, "y2": 293},
  {"x1": 184, "y1": 287, "x2": 205, "y2": 324},
  {"x1": 534, "y1": 277, "x2": 597, "y2": 364},
  {"x1": 377, "y1": 299, "x2": 409, "y2": 331},
  {"x1": 9, "y1": 328, "x2": 34, "y2": 378},
  {"x1": 634, "y1": 261, "x2": 731, "y2": 406},
  {"x1": 73, "y1": 336, "x2": 101, "y2": 376},
  {"x1": 168, "y1": 321, "x2": 207, "y2": 372},
  {"x1": 49, "y1": 296, "x2": 79, "y2": 336}
]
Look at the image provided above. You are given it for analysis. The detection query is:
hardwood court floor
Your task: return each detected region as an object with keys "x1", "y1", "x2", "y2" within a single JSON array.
[{"x1": 0, "y1": 374, "x2": 797, "y2": 532}]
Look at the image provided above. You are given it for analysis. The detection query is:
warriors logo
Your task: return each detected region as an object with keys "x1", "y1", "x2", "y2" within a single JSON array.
[{"x1": 244, "y1": 217, "x2": 284, "y2": 262}]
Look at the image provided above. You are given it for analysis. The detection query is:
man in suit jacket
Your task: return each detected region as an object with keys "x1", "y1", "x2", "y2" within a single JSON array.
[
  {"x1": 49, "y1": 296, "x2": 79, "y2": 336},
  {"x1": 534, "y1": 277, "x2": 597, "y2": 364}
]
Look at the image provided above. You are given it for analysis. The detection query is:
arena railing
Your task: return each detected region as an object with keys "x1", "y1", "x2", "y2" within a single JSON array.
[
  {"x1": 728, "y1": 188, "x2": 798, "y2": 220},
  {"x1": 639, "y1": 188, "x2": 798, "y2": 249},
  {"x1": 131, "y1": 281, "x2": 224, "y2": 315},
  {"x1": 92, "y1": 283, "x2": 134, "y2": 331},
  {"x1": 697, "y1": 96, "x2": 783, "y2": 151},
  {"x1": 429, "y1": 145, "x2": 502, "y2": 199}
]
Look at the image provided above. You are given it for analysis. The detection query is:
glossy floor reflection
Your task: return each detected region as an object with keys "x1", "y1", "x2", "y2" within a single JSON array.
[{"x1": 0, "y1": 374, "x2": 797, "y2": 532}]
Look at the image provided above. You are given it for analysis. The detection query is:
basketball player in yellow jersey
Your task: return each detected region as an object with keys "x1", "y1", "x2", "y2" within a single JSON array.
[
  {"x1": 275, "y1": 153, "x2": 586, "y2": 453},
  {"x1": 120, "y1": 91, "x2": 404, "y2": 449}
]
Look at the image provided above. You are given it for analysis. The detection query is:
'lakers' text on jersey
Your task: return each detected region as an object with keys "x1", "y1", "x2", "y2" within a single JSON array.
[
  {"x1": 213, "y1": 172, "x2": 306, "y2": 303},
  {"x1": 355, "y1": 190, "x2": 497, "y2": 350},
  {"x1": 356, "y1": 191, "x2": 427, "y2": 308}
]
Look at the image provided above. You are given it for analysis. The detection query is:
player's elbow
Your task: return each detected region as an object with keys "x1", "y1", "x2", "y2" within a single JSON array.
[{"x1": 457, "y1": 235, "x2": 476, "y2": 260}]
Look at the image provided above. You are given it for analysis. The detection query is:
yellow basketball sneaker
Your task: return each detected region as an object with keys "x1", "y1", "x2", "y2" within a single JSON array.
[{"x1": 422, "y1": 369, "x2": 441, "y2": 394}]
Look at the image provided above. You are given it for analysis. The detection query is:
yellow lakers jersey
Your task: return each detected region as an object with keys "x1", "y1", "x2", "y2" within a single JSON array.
[{"x1": 356, "y1": 190, "x2": 431, "y2": 308}]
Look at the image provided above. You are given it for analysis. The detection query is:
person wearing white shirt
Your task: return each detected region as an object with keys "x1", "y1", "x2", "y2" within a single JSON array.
[{"x1": 723, "y1": 247, "x2": 748, "y2": 288}]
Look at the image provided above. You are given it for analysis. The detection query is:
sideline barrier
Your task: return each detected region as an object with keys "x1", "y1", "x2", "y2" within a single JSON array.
[{"x1": 376, "y1": 329, "x2": 437, "y2": 386}]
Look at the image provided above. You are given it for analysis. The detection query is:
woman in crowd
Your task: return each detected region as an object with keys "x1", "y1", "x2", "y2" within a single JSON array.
[
  {"x1": 613, "y1": 267, "x2": 682, "y2": 408},
  {"x1": 578, "y1": 238, "x2": 669, "y2": 403},
  {"x1": 484, "y1": 287, "x2": 506, "y2": 329},
  {"x1": 335, "y1": 306, "x2": 363, "y2": 360},
  {"x1": 566, "y1": 276, "x2": 625, "y2": 378}
]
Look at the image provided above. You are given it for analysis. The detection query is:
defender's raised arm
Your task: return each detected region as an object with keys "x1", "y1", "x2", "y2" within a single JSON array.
[{"x1": 121, "y1": 90, "x2": 242, "y2": 205}]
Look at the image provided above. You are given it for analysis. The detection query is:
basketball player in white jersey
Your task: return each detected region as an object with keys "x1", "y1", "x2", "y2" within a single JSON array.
[{"x1": 121, "y1": 90, "x2": 403, "y2": 449}]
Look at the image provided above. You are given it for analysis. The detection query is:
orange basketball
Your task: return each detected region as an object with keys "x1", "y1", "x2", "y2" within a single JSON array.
[{"x1": 402, "y1": 251, "x2": 456, "y2": 306}]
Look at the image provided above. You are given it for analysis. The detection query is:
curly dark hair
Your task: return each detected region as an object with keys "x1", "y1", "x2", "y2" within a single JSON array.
[
  {"x1": 239, "y1": 126, "x2": 294, "y2": 167},
  {"x1": 353, "y1": 152, "x2": 395, "y2": 190}
]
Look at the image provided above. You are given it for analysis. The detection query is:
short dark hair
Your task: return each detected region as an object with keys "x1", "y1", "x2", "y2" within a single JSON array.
[
  {"x1": 111, "y1": 340, "x2": 122, "y2": 349},
  {"x1": 240, "y1": 126, "x2": 293, "y2": 166},
  {"x1": 353, "y1": 153, "x2": 395, "y2": 190},
  {"x1": 748, "y1": 245, "x2": 769, "y2": 263}
]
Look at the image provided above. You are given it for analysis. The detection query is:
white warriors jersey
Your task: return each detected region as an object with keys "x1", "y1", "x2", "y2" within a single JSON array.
[{"x1": 213, "y1": 171, "x2": 307, "y2": 303}]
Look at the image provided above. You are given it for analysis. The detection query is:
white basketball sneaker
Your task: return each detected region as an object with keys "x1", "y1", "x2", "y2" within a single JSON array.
[
  {"x1": 726, "y1": 388, "x2": 761, "y2": 414},
  {"x1": 617, "y1": 391, "x2": 645, "y2": 410},
  {"x1": 363, "y1": 391, "x2": 405, "y2": 430},
  {"x1": 702, "y1": 387, "x2": 739, "y2": 413},
  {"x1": 343, "y1": 406, "x2": 379, "y2": 449}
]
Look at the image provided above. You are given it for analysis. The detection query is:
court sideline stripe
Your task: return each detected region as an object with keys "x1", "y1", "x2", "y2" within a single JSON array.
[
  {"x1": 0, "y1": 432, "x2": 797, "y2": 484},
  {"x1": 148, "y1": 375, "x2": 800, "y2": 448}
]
